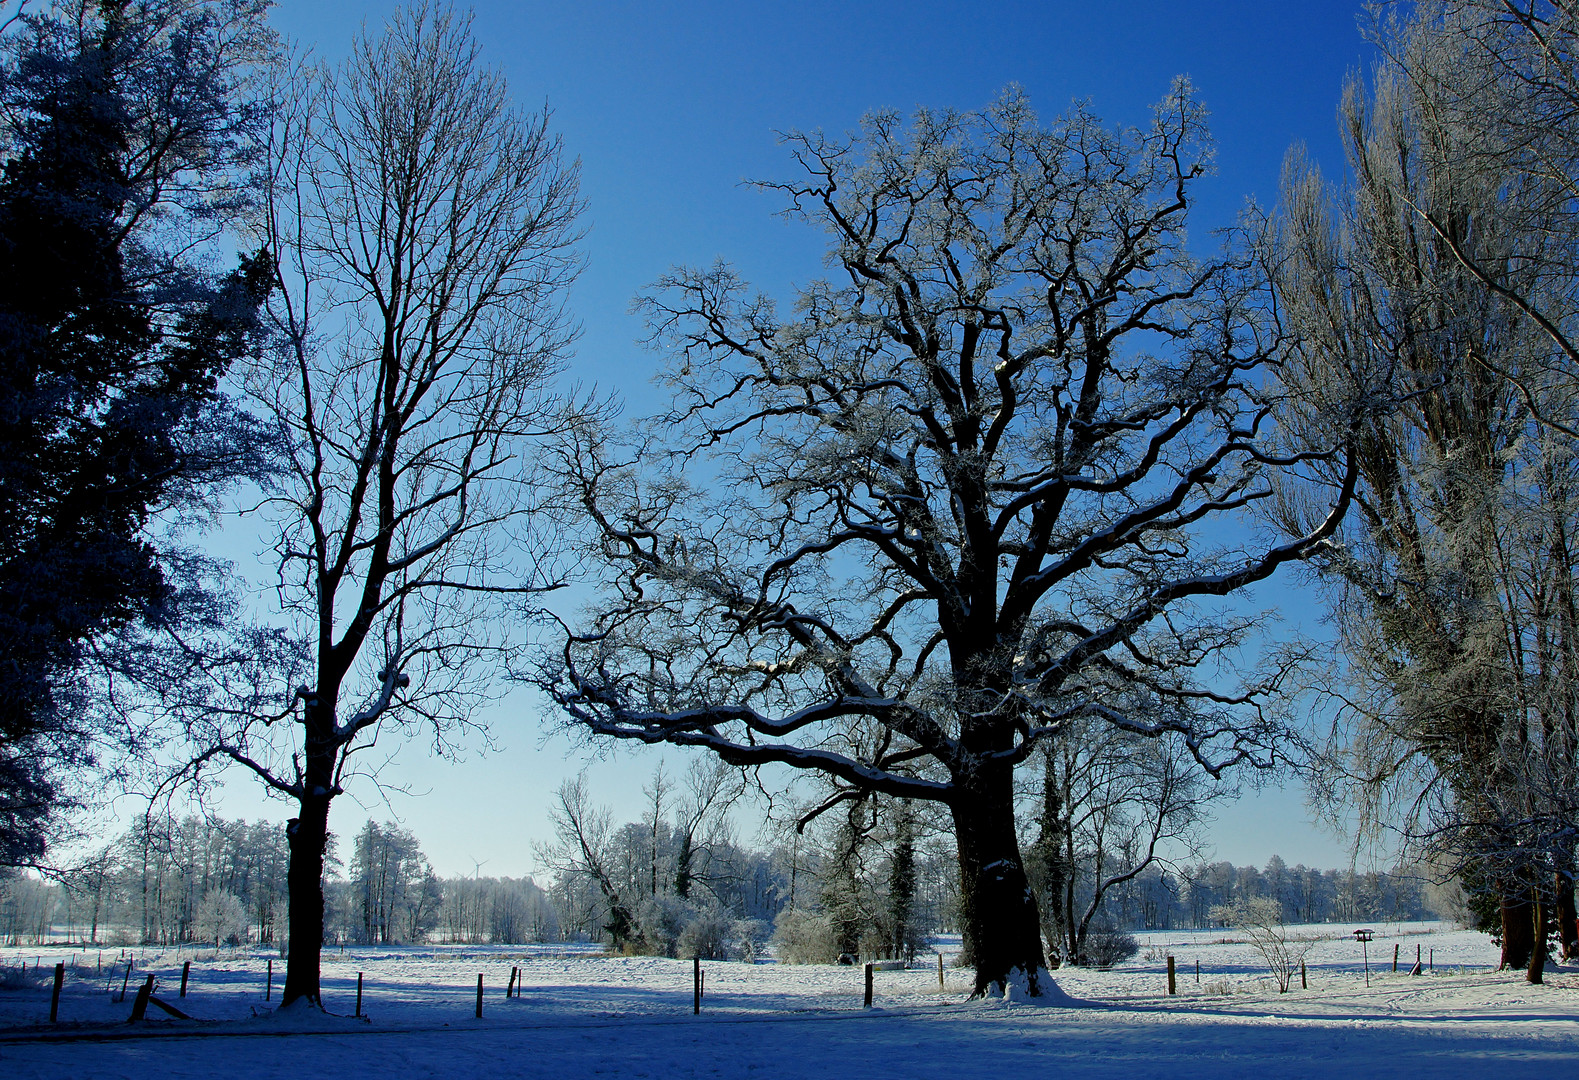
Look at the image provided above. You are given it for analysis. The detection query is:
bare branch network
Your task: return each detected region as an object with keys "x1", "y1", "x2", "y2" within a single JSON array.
[{"x1": 541, "y1": 84, "x2": 1355, "y2": 807}]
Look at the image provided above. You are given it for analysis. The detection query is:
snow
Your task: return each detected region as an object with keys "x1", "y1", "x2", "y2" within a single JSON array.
[{"x1": 1, "y1": 923, "x2": 1574, "y2": 1078}]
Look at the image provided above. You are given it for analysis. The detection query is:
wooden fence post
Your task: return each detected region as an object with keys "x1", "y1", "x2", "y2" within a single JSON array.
[
  {"x1": 937, "y1": 952, "x2": 944, "y2": 989},
  {"x1": 1166, "y1": 955, "x2": 1176, "y2": 995},
  {"x1": 266, "y1": 958, "x2": 272, "y2": 1001},
  {"x1": 475, "y1": 974, "x2": 484, "y2": 1018},
  {"x1": 180, "y1": 960, "x2": 190, "y2": 998},
  {"x1": 693, "y1": 956, "x2": 700, "y2": 1015},
  {"x1": 50, "y1": 963, "x2": 63, "y2": 1022},
  {"x1": 128, "y1": 974, "x2": 154, "y2": 1022},
  {"x1": 1429, "y1": 948, "x2": 1434, "y2": 972},
  {"x1": 356, "y1": 972, "x2": 363, "y2": 1017},
  {"x1": 864, "y1": 962, "x2": 874, "y2": 1008},
  {"x1": 1392, "y1": 943, "x2": 1399, "y2": 973},
  {"x1": 1300, "y1": 959, "x2": 1307, "y2": 990},
  {"x1": 119, "y1": 959, "x2": 132, "y2": 1002},
  {"x1": 1195, "y1": 958, "x2": 1200, "y2": 983}
]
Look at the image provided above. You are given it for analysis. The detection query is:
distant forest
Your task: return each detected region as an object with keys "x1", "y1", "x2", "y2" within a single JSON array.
[{"x1": 0, "y1": 801, "x2": 1459, "y2": 952}]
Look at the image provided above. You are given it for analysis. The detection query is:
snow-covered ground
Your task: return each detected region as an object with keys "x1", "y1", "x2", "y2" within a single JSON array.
[{"x1": 0, "y1": 923, "x2": 1573, "y2": 1078}]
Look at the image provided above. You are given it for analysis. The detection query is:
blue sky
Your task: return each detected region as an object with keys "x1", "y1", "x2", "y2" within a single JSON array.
[{"x1": 179, "y1": 1, "x2": 1384, "y2": 878}]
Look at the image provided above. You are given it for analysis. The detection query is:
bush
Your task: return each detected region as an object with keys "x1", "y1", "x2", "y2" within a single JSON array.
[
  {"x1": 1080, "y1": 927, "x2": 1140, "y2": 967},
  {"x1": 1210, "y1": 898, "x2": 1314, "y2": 993},
  {"x1": 632, "y1": 895, "x2": 691, "y2": 957},
  {"x1": 772, "y1": 908, "x2": 839, "y2": 964},
  {"x1": 678, "y1": 903, "x2": 734, "y2": 960},
  {"x1": 732, "y1": 918, "x2": 770, "y2": 962},
  {"x1": 196, "y1": 890, "x2": 250, "y2": 948}
]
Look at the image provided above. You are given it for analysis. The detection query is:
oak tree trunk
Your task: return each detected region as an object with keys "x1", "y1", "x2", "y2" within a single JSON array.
[
  {"x1": 1555, "y1": 874, "x2": 1577, "y2": 961},
  {"x1": 282, "y1": 700, "x2": 337, "y2": 1008},
  {"x1": 1500, "y1": 892, "x2": 1534, "y2": 971},
  {"x1": 282, "y1": 793, "x2": 328, "y2": 1006},
  {"x1": 951, "y1": 766, "x2": 1050, "y2": 998},
  {"x1": 1527, "y1": 898, "x2": 1547, "y2": 985}
]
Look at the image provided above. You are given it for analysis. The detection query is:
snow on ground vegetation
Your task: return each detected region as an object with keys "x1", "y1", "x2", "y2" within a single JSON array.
[{"x1": 0, "y1": 922, "x2": 1573, "y2": 1078}]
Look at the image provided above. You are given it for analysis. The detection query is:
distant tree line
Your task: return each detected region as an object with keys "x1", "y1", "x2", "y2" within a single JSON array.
[
  {"x1": 0, "y1": 788, "x2": 1456, "y2": 950},
  {"x1": 0, "y1": 812, "x2": 554, "y2": 948}
]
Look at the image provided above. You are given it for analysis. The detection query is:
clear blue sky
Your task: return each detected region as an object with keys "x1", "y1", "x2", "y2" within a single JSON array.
[{"x1": 178, "y1": 1, "x2": 1382, "y2": 879}]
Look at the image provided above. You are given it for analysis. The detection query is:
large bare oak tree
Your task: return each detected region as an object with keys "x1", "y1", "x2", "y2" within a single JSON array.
[{"x1": 539, "y1": 85, "x2": 1355, "y2": 997}]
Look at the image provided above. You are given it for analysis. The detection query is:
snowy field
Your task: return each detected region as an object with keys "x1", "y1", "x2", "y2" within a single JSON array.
[{"x1": 0, "y1": 923, "x2": 1574, "y2": 1078}]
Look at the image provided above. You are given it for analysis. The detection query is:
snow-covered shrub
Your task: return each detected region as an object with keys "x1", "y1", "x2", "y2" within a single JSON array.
[
  {"x1": 0, "y1": 965, "x2": 46, "y2": 990},
  {"x1": 678, "y1": 902, "x2": 734, "y2": 960},
  {"x1": 196, "y1": 890, "x2": 249, "y2": 947},
  {"x1": 1080, "y1": 927, "x2": 1140, "y2": 967},
  {"x1": 733, "y1": 918, "x2": 770, "y2": 962},
  {"x1": 772, "y1": 908, "x2": 839, "y2": 964},
  {"x1": 1210, "y1": 898, "x2": 1314, "y2": 993},
  {"x1": 633, "y1": 895, "x2": 691, "y2": 957}
]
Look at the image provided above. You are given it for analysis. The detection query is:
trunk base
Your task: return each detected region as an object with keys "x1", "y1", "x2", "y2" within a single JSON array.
[
  {"x1": 971, "y1": 966, "x2": 1076, "y2": 1004},
  {"x1": 1527, "y1": 901, "x2": 1547, "y2": 985}
]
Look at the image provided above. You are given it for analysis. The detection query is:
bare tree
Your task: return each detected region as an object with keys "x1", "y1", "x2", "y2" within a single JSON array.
[
  {"x1": 539, "y1": 85, "x2": 1356, "y2": 997},
  {"x1": 1030, "y1": 720, "x2": 1218, "y2": 966},
  {"x1": 535, "y1": 773, "x2": 639, "y2": 948},
  {"x1": 1210, "y1": 897, "x2": 1313, "y2": 993},
  {"x1": 672, "y1": 757, "x2": 745, "y2": 900},
  {"x1": 162, "y1": 5, "x2": 582, "y2": 1007}
]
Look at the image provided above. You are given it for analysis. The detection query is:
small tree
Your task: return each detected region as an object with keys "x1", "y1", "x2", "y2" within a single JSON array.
[
  {"x1": 536, "y1": 774, "x2": 640, "y2": 950},
  {"x1": 1211, "y1": 897, "x2": 1313, "y2": 993},
  {"x1": 195, "y1": 889, "x2": 248, "y2": 948}
]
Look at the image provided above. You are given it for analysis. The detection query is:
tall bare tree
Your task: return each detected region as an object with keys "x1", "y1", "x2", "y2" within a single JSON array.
[
  {"x1": 164, "y1": 5, "x2": 581, "y2": 1007},
  {"x1": 1272, "y1": 0, "x2": 1579, "y2": 978},
  {"x1": 539, "y1": 85, "x2": 1356, "y2": 997},
  {"x1": 535, "y1": 773, "x2": 639, "y2": 948}
]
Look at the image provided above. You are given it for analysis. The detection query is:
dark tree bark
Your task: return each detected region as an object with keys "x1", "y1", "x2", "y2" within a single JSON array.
[
  {"x1": 1527, "y1": 898, "x2": 1547, "y2": 985},
  {"x1": 1556, "y1": 873, "x2": 1578, "y2": 960},
  {"x1": 1501, "y1": 892, "x2": 1534, "y2": 970},
  {"x1": 282, "y1": 793, "x2": 328, "y2": 1004},
  {"x1": 951, "y1": 770, "x2": 1048, "y2": 996}
]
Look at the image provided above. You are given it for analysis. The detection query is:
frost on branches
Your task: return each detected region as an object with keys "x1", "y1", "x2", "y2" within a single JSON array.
[{"x1": 539, "y1": 84, "x2": 1356, "y2": 998}]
